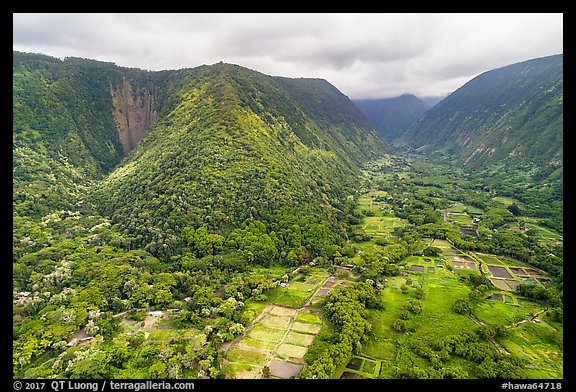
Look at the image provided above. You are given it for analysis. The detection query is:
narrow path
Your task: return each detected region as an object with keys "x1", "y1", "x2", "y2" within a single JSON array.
[
  {"x1": 469, "y1": 305, "x2": 550, "y2": 357},
  {"x1": 267, "y1": 311, "x2": 299, "y2": 362},
  {"x1": 468, "y1": 313, "x2": 509, "y2": 355},
  {"x1": 508, "y1": 306, "x2": 548, "y2": 329},
  {"x1": 299, "y1": 276, "x2": 330, "y2": 310}
]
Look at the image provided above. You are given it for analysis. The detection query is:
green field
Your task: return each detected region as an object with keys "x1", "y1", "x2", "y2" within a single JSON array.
[
  {"x1": 447, "y1": 213, "x2": 473, "y2": 226},
  {"x1": 523, "y1": 220, "x2": 563, "y2": 240},
  {"x1": 227, "y1": 347, "x2": 268, "y2": 366},
  {"x1": 493, "y1": 196, "x2": 517, "y2": 206},
  {"x1": 499, "y1": 322, "x2": 563, "y2": 378},
  {"x1": 356, "y1": 258, "x2": 562, "y2": 379},
  {"x1": 363, "y1": 216, "x2": 407, "y2": 237},
  {"x1": 446, "y1": 203, "x2": 467, "y2": 213},
  {"x1": 356, "y1": 189, "x2": 409, "y2": 237},
  {"x1": 446, "y1": 202, "x2": 483, "y2": 214},
  {"x1": 348, "y1": 267, "x2": 480, "y2": 378},
  {"x1": 266, "y1": 275, "x2": 324, "y2": 308},
  {"x1": 466, "y1": 205, "x2": 484, "y2": 214},
  {"x1": 295, "y1": 312, "x2": 322, "y2": 324},
  {"x1": 501, "y1": 219, "x2": 562, "y2": 247},
  {"x1": 350, "y1": 219, "x2": 561, "y2": 379},
  {"x1": 223, "y1": 269, "x2": 351, "y2": 378},
  {"x1": 230, "y1": 168, "x2": 562, "y2": 380}
]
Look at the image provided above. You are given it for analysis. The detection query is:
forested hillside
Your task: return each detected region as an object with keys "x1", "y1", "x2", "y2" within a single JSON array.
[
  {"x1": 89, "y1": 62, "x2": 388, "y2": 260},
  {"x1": 14, "y1": 53, "x2": 387, "y2": 262},
  {"x1": 397, "y1": 55, "x2": 563, "y2": 181}
]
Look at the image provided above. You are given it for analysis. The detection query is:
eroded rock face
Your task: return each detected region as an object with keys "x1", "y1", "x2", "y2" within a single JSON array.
[{"x1": 110, "y1": 77, "x2": 158, "y2": 156}]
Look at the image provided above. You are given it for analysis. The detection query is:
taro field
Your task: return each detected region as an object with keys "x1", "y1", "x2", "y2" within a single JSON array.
[
  {"x1": 341, "y1": 238, "x2": 562, "y2": 379},
  {"x1": 223, "y1": 268, "x2": 356, "y2": 379}
]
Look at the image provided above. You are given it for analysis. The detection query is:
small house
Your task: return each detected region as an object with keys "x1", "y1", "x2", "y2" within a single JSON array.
[{"x1": 149, "y1": 311, "x2": 163, "y2": 317}]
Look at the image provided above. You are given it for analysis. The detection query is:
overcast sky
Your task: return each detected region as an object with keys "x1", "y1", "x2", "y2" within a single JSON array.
[{"x1": 13, "y1": 13, "x2": 563, "y2": 100}]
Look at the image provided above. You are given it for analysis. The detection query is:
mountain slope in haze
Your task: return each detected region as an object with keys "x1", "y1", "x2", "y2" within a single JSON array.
[
  {"x1": 353, "y1": 94, "x2": 431, "y2": 141},
  {"x1": 396, "y1": 55, "x2": 563, "y2": 181},
  {"x1": 420, "y1": 95, "x2": 447, "y2": 107},
  {"x1": 87, "y1": 62, "x2": 389, "y2": 259}
]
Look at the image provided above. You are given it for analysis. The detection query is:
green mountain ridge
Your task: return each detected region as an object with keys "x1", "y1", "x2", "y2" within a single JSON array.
[
  {"x1": 13, "y1": 52, "x2": 389, "y2": 261},
  {"x1": 396, "y1": 55, "x2": 563, "y2": 179},
  {"x1": 90, "y1": 62, "x2": 388, "y2": 259}
]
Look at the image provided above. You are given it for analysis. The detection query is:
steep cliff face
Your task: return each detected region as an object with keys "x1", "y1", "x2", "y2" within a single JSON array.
[{"x1": 110, "y1": 77, "x2": 158, "y2": 155}]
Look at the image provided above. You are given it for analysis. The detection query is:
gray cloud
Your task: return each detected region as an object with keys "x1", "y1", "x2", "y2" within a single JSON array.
[{"x1": 13, "y1": 13, "x2": 563, "y2": 99}]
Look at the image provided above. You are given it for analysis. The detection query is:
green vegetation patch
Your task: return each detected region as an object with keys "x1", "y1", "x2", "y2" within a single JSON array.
[
  {"x1": 448, "y1": 213, "x2": 473, "y2": 226},
  {"x1": 276, "y1": 343, "x2": 308, "y2": 358},
  {"x1": 243, "y1": 301, "x2": 268, "y2": 323},
  {"x1": 423, "y1": 279, "x2": 472, "y2": 315},
  {"x1": 266, "y1": 286, "x2": 310, "y2": 308},
  {"x1": 259, "y1": 314, "x2": 292, "y2": 329},
  {"x1": 149, "y1": 327, "x2": 199, "y2": 342},
  {"x1": 477, "y1": 254, "x2": 505, "y2": 265},
  {"x1": 295, "y1": 312, "x2": 323, "y2": 325},
  {"x1": 499, "y1": 322, "x2": 563, "y2": 379},
  {"x1": 269, "y1": 306, "x2": 299, "y2": 318},
  {"x1": 361, "y1": 336, "x2": 397, "y2": 361},
  {"x1": 525, "y1": 223, "x2": 563, "y2": 241},
  {"x1": 378, "y1": 216, "x2": 409, "y2": 235},
  {"x1": 465, "y1": 205, "x2": 484, "y2": 214},
  {"x1": 291, "y1": 321, "x2": 322, "y2": 334},
  {"x1": 227, "y1": 362, "x2": 260, "y2": 379},
  {"x1": 446, "y1": 203, "x2": 467, "y2": 213},
  {"x1": 430, "y1": 239, "x2": 452, "y2": 248},
  {"x1": 238, "y1": 336, "x2": 277, "y2": 352},
  {"x1": 227, "y1": 347, "x2": 268, "y2": 366},
  {"x1": 493, "y1": 196, "x2": 517, "y2": 206},
  {"x1": 284, "y1": 331, "x2": 315, "y2": 346},
  {"x1": 248, "y1": 324, "x2": 286, "y2": 341},
  {"x1": 289, "y1": 281, "x2": 318, "y2": 292},
  {"x1": 472, "y1": 298, "x2": 542, "y2": 327}
]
